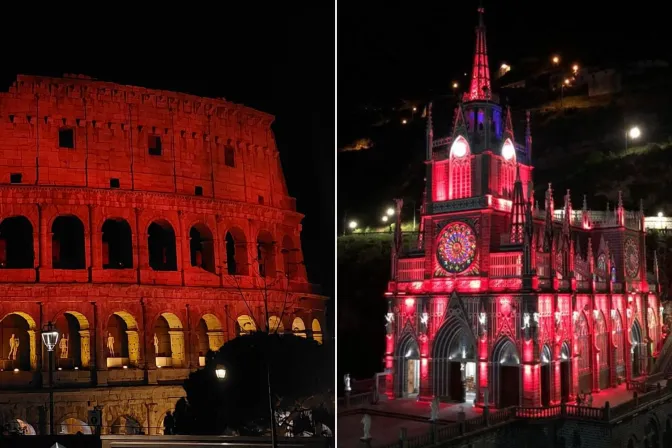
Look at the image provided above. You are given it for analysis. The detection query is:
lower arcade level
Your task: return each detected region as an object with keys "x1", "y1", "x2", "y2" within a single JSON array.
[{"x1": 384, "y1": 291, "x2": 663, "y2": 408}]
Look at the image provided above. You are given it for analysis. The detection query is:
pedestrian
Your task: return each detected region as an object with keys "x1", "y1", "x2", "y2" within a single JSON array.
[{"x1": 163, "y1": 411, "x2": 175, "y2": 435}]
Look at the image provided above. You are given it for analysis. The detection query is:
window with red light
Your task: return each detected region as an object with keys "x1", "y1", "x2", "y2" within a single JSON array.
[
  {"x1": 499, "y1": 160, "x2": 515, "y2": 198},
  {"x1": 433, "y1": 161, "x2": 449, "y2": 202},
  {"x1": 575, "y1": 312, "x2": 591, "y2": 375},
  {"x1": 594, "y1": 311, "x2": 608, "y2": 367},
  {"x1": 612, "y1": 311, "x2": 625, "y2": 377},
  {"x1": 449, "y1": 158, "x2": 471, "y2": 199}
]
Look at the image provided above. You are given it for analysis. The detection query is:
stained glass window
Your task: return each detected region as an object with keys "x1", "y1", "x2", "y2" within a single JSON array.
[
  {"x1": 624, "y1": 238, "x2": 640, "y2": 279},
  {"x1": 436, "y1": 222, "x2": 477, "y2": 274}
]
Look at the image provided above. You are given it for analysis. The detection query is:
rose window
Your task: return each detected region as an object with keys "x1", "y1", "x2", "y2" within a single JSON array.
[{"x1": 436, "y1": 222, "x2": 477, "y2": 274}]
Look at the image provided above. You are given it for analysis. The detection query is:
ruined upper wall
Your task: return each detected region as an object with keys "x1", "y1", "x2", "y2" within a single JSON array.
[{"x1": 0, "y1": 74, "x2": 295, "y2": 211}]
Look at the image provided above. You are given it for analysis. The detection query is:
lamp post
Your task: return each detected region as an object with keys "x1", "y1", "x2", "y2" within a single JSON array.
[
  {"x1": 41, "y1": 321, "x2": 59, "y2": 435},
  {"x1": 625, "y1": 126, "x2": 641, "y2": 152}
]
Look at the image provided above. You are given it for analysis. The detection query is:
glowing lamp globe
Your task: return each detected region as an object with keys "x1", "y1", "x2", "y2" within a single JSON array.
[
  {"x1": 348, "y1": 221, "x2": 358, "y2": 229},
  {"x1": 215, "y1": 367, "x2": 227, "y2": 380},
  {"x1": 502, "y1": 139, "x2": 516, "y2": 161},
  {"x1": 658, "y1": 212, "x2": 664, "y2": 218},
  {"x1": 450, "y1": 138, "x2": 468, "y2": 158},
  {"x1": 41, "y1": 322, "x2": 59, "y2": 352},
  {"x1": 628, "y1": 127, "x2": 641, "y2": 139}
]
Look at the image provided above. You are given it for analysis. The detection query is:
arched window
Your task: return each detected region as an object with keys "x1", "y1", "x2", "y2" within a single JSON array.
[
  {"x1": 268, "y1": 316, "x2": 284, "y2": 334},
  {"x1": 257, "y1": 231, "x2": 276, "y2": 278},
  {"x1": 1, "y1": 313, "x2": 34, "y2": 371},
  {"x1": 281, "y1": 236, "x2": 299, "y2": 280},
  {"x1": 189, "y1": 224, "x2": 215, "y2": 274},
  {"x1": 111, "y1": 416, "x2": 141, "y2": 435},
  {"x1": 106, "y1": 311, "x2": 140, "y2": 368},
  {"x1": 224, "y1": 146, "x2": 235, "y2": 168},
  {"x1": 574, "y1": 312, "x2": 592, "y2": 392},
  {"x1": 197, "y1": 314, "x2": 224, "y2": 366},
  {"x1": 148, "y1": 220, "x2": 177, "y2": 271},
  {"x1": 612, "y1": 310, "x2": 625, "y2": 377},
  {"x1": 59, "y1": 418, "x2": 92, "y2": 435},
  {"x1": 225, "y1": 227, "x2": 248, "y2": 275},
  {"x1": 236, "y1": 315, "x2": 256, "y2": 336},
  {"x1": 102, "y1": 219, "x2": 133, "y2": 269},
  {"x1": 153, "y1": 313, "x2": 185, "y2": 368},
  {"x1": 52, "y1": 216, "x2": 86, "y2": 269},
  {"x1": 312, "y1": 319, "x2": 323, "y2": 344},
  {"x1": 449, "y1": 136, "x2": 471, "y2": 200},
  {"x1": 54, "y1": 312, "x2": 90, "y2": 369},
  {"x1": 292, "y1": 317, "x2": 306, "y2": 338},
  {"x1": 0, "y1": 216, "x2": 34, "y2": 268}
]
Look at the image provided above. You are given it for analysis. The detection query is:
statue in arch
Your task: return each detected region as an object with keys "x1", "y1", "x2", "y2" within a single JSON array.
[
  {"x1": 154, "y1": 333, "x2": 159, "y2": 355},
  {"x1": 8, "y1": 334, "x2": 19, "y2": 360},
  {"x1": 360, "y1": 413, "x2": 371, "y2": 440},
  {"x1": 429, "y1": 397, "x2": 440, "y2": 422},
  {"x1": 107, "y1": 333, "x2": 115, "y2": 357},
  {"x1": 59, "y1": 334, "x2": 69, "y2": 359}
]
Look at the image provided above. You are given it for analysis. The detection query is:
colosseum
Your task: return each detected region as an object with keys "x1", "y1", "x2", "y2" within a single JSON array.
[{"x1": 0, "y1": 74, "x2": 326, "y2": 435}]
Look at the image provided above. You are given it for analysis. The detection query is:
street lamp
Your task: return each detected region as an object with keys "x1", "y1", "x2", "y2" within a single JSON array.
[
  {"x1": 41, "y1": 321, "x2": 59, "y2": 435},
  {"x1": 381, "y1": 216, "x2": 388, "y2": 223},
  {"x1": 348, "y1": 220, "x2": 358, "y2": 230},
  {"x1": 386, "y1": 208, "x2": 394, "y2": 217},
  {"x1": 552, "y1": 55, "x2": 560, "y2": 65},
  {"x1": 658, "y1": 212, "x2": 664, "y2": 218},
  {"x1": 452, "y1": 82, "x2": 459, "y2": 89},
  {"x1": 215, "y1": 365, "x2": 227, "y2": 380},
  {"x1": 625, "y1": 126, "x2": 641, "y2": 152}
]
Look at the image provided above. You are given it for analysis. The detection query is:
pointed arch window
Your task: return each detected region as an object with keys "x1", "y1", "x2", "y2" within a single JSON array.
[{"x1": 449, "y1": 136, "x2": 471, "y2": 200}]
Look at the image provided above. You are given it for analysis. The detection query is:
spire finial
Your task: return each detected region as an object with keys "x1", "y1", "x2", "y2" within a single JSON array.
[
  {"x1": 582, "y1": 194, "x2": 588, "y2": 211},
  {"x1": 467, "y1": 2, "x2": 491, "y2": 101}
]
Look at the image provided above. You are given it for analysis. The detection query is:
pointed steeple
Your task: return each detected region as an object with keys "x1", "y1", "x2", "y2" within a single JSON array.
[
  {"x1": 616, "y1": 190, "x2": 624, "y2": 226},
  {"x1": 503, "y1": 106, "x2": 515, "y2": 140},
  {"x1": 525, "y1": 110, "x2": 532, "y2": 160},
  {"x1": 543, "y1": 183, "x2": 554, "y2": 252},
  {"x1": 426, "y1": 102, "x2": 434, "y2": 161},
  {"x1": 510, "y1": 165, "x2": 525, "y2": 244},
  {"x1": 467, "y1": 3, "x2": 491, "y2": 101},
  {"x1": 562, "y1": 189, "x2": 572, "y2": 235},
  {"x1": 451, "y1": 103, "x2": 469, "y2": 138}
]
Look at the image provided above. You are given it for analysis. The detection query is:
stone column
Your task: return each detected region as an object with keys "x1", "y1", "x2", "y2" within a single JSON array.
[
  {"x1": 177, "y1": 211, "x2": 187, "y2": 283},
  {"x1": 79, "y1": 330, "x2": 91, "y2": 368},
  {"x1": 28, "y1": 330, "x2": 37, "y2": 370},
  {"x1": 127, "y1": 330, "x2": 140, "y2": 367},
  {"x1": 145, "y1": 402, "x2": 157, "y2": 435},
  {"x1": 169, "y1": 331, "x2": 185, "y2": 368}
]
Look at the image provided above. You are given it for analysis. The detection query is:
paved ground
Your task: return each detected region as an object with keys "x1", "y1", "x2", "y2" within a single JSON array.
[{"x1": 577, "y1": 380, "x2": 667, "y2": 407}]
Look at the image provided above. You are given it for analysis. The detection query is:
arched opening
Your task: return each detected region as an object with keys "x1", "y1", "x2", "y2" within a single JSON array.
[
  {"x1": 664, "y1": 418, "x2": 672, "y2": 447},
  {"x1": 189, "y1": 224, "x2": 215, "y2": 274},
  {"x1": 646, "y1": 417, "x2": 660, "y2": 448},
  {"x1": 106, "y1": 312, "x2": 140, "y2": 368},
  {"x1": 560, "y1": 341, "x2": 571, "y2": 402},
  {"x1": 281, "y1": 236, "x2": 299, "y2": 280},
  {"x1": 540, "y1": 344, "x2": 552, "y2": 406},
  {"x1": 236, "y1": 315, "x2": 256, "y2": 336},
  {"x1": 0, "y1": 216, "x2": 34, "y2": 268},
  {"x1": 52, "y1": 216, "x2": 85, "y2": 269},
  {"x1": 292, "y1": 317, "x2": 306, "y2": 338},
  {"x1": 225, "y1": 227, "x2": 248, "y2": 275},
  {"x1": 312, "y1": 319, "x2": 323, "y2": 344},
  {"x1": 612, "y1": 310, "x2": 625, "y2": 381},
  {"x1": 448, "y1": 135, "x2": 471, "y2": 200},
  {"x1": 102, "y1": 218, "x2": 133, "y2": 269},
  {"x1": 595, "y1": 311, "x2": 609, "y2": 389},
  {"x1": 257, "y1": 231, "x2": 276, "y2": 277},
  {"x1": 4, "y1": 419, "x2": 35, "y2": 435},
  {"x1": 648, "y1": 307, "x2": 659, "y2": 354},
  {"x1": 148, "y1": 220, "x2": 177, "y2": 271},
  {"x1": 197, "y1": 314, "x2": 224, "y2": 366},
  {"x1": 153, "y1": 313, "x2": 184, "y2": 368},
  {"x1": 0, "y1": 313, "x2": 34, "y2": 371},
  {"x1": 492, "y1": 338, "x2": 520, "y2": 408},
  {"x1": 54, "y1": 312, "x2": 89, "y2": 369},
  {"x1": 631, "y1": 320, "x2": 644, "y2": 378},
  {"x1": 59, "y1": 417, "x2": 92, "y2": 435},
  {"x1": 111, "y1": 415, "x2": 142, "y2": 435},
  {"x1": 268, "y1": 316, "x2": 284, "y2": 334},
  {"x1": 575, "y1": 311, "x2": 593, "y2": 394},
  {"x1": 397, "y1": 334, "x2": 420, "y2": 397},
  {"x1": 432, "y1": 319, "x2": 477, "y2": 403}
]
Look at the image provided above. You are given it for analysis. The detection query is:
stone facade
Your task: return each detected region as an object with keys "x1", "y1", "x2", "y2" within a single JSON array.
[{"x1": 0, "y1": 74, "x2": 326, "y2": 435}]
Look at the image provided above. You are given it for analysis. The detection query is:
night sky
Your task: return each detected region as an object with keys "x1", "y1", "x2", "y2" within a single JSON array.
[{"x1": 0, "y1": 6, "x2": 335, "y2": 318}]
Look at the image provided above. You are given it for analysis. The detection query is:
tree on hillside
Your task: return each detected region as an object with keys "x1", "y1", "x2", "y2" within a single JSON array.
[{"x1": 175, "y1": 332, "x2": 333, "y2": 436}]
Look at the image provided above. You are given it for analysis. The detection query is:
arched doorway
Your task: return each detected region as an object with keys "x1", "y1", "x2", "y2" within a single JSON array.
[
  {"x1": 153, "y1": 313, "x2": 185, "y2": 368},
  {"x1": 540, "y1": 345, "x2": 552, "y2": 406},
  {"x1": 0, "y1": 216, "x2": 34, "y2": 268},
  {"x1": 197, "y1": 314, "x2": 224, "y2": 366},
  {"x1": 432, "y1": 320, "x2": 477, "y2": 403},
  {"x1": 236, "y1": 315, "x2": 256, "y2": 336},
  {"x1": 575, "y1": 311, "x2": 593, "y2": 394},
  {"x1": 397, "y1": 334, "x2": 420, "y2": 397},
  {"x1": 612, "y1": 310, "x2": 625, "y2": 382},
  {"x1": 631, "y1": 320, "x2": 644, "y2": 378},
  {"x1": 189, "y1": 224, "x2": 215, "y2": 273},
  {"x1": 148, "y1": 220, "x2": 177, "y2": 271},
  {"x1": 492, "y1": 338, "x2": 520, "y2": 408},
  {"x1": 111, "y1": 415, "x2": 142, "y2": 435},
  {"x1": 594, "y1": 311, "x2": 609, "y2": 390},
  {"x1": 292, "y1": 317, "x2": 307, "y2": 338},
  {"x1": 106, "y1": 311, "x2": 140, "y2": 368},
  {"x1": 102, "y1": 218, "x2": 133, "y2": 269},
  {"x1": 0, "y1": 313, "x2": 35, "y2": 371},
  {"x1": 59, "y1": 417, "x2": 92, "y2": 435},
  {"x1": 560, "y1": 341, "x2": 571, "y2": 402},
  {"x1": 54, "y1": 312, "x2": 90, "y2": 369},
  {"x1": 312, "y1": 319, "x2": 323, "y2": 344},
  {"x1": 52, "y1": 216, "x2": 85, "y2": 269},
  {"x1": 268, "y1": 316, "x2": 284, "y2": 334}
]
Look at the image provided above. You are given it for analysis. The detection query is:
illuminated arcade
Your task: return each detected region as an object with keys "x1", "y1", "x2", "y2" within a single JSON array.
[{"x1": 384, "y1": 7, "x2": 665, "y2": 408}]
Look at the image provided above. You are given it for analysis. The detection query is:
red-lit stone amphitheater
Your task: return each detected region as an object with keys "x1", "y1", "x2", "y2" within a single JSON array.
[
  {"x1": 0, "y1": 74, "x2": 325, "y2": 435},
  {"x1": 384, "y1": 8, "x2": 666, "y2": 409}
]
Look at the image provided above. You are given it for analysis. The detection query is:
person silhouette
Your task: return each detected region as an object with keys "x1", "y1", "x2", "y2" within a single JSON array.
[{"x1": 163, "y1": 411, "x2": 175, "y2": 435}]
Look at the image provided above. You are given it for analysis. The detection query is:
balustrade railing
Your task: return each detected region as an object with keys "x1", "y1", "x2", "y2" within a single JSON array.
[
  {"x1": 397, "y1": 257, "x2": 425, "y2": 282},
  {"x1": 489, "y1": 252, "x2": 522, "y2": 277}
]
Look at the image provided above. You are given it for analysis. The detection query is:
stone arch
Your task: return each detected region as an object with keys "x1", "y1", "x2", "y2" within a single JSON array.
[
  {"x1": 59, "y1": 417, "x2": 92, "y2": 435},
  {"x1": 611, "y1": 310, "x2": 625, "y2": 379},
  {"x1": 111, "y1": 415, "x2": 143, "y2": 435},
  {"x1": 189, "y1": 223, "x2": 216, "y2": 274},
  {"x1": 5, "y1": 418, "x2": 36, "y2": 435},
  {"x1": 663, "y1": 417, "x2": 672, "y2": 447},
  {"x1": 396, "y1": 332, "x2": 420, "y2": 397},
  {"x1": 148, "y1": 219, "x2": 177, "y2": 271},
  {"x1": 52, "y1": 215, "x2": 86, "y2": 269},
  {"x1": 491, "y1": 337, "x2": 520, "y2": 408},
  {"x1": 224, "y1": 226, "x2": 249, "y2": 276},
  {"x1": 236, "y1": 314, "x2": 256, "y2": 336},
  {"x1": 106, "y1": 311, "x2": 140, "y2": 368},
  {"x1": 102, "y1": 218, "x2": 133, "y2": 269},
  {"x1": 0, "y1": 311, "x2": 37, "y2": 371},
  {"x1": 312, "y1": 318, "x2": 323, "y2": 344},
  {"x1": 154, "y1": 312, "x2": 185, "y2": 368},
  {"x1": 631, "y1": 319, "x2": 645, "y2": 378},
  {"x1": 197, "y1": 313, "x2": 225, "y2": 365},
  {"x1": 645, "y1": 415, "x2": 661, "y2": 448},
  {"x1": 575, "y1": 310, "x2": 593, "y2": 393},
  {"x1": 540, "y1": 344, "x2": 553, "y2": 406},
  {"x1": 281, "y1": 235, "x2": 299, "y2": 280},
  {"x1": 432, "y1": 317, "x2": 477, "y2": 400},
  {"x1": 292, "y1": 317, "x2": 307, "y2": 338},
  {"x1": 53, "y1": 310, "x2": 91, "y2": 369},
  {"x1": 257, "y1": 230, "x2": 276, "y2": 277},
  {"x1": 268, "y1": 315, "x2": 284, "y2": 334},
  {"x1": 0, "y1": 216, "x2": 34, "y2": 269},
  {"x1": 594, "y1": 310, "x2": 609, "y2": 389}
]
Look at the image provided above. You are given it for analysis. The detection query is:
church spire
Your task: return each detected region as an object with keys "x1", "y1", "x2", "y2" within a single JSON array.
[
  {"x1": 509, "y1": 165, "x2": 525, "y2": 244},
  {"x1": 467, "y1": 3, "x2": 492, "y2": 101}
]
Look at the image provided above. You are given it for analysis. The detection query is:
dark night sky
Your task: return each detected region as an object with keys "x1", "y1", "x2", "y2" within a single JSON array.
[{"x1": 0, "y1": 6, "x2": 335, "y2": 318}]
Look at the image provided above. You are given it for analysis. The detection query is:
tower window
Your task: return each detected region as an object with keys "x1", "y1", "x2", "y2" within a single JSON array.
[
  {"x1": 225, "y1": 146, "x2": 235, "y2": 167},
  {"x1": 110, "y1": 178, "x2": 120, "y2": 189},
  {"x1": 258, "y1": 195, "x2": 264, "y2": 205},
  {"x1": 10, "y1": 173, "x2": 22, "y2": 184},
  {"x1": 148, "y1": 135, "x2": 162, "y2": 156},
  {"x1": 59, "y1": 128, "x2": 74, "y2": 149},
  {"x1": 195, "y1": 186, "x2": 203, "y2": 196}
]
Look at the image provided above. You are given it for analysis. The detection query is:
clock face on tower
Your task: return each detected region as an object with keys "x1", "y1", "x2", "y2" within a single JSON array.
[
  {"x1": 624, "y1": 237, "x2": 640, "y2": 279},
  {"x1": 436, "y1": 222, "x2": 477, "y2": 274}
]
